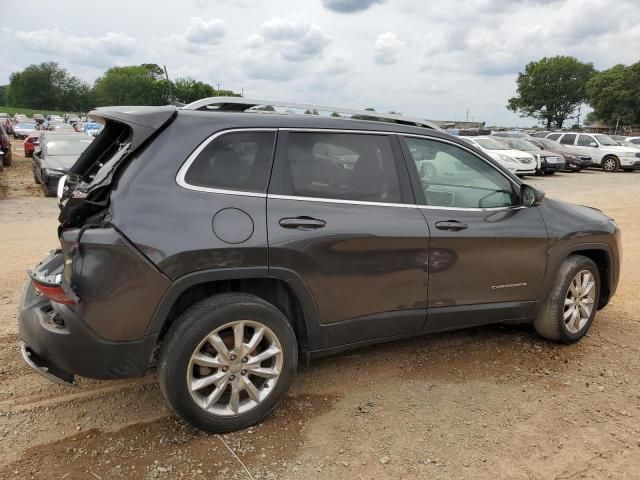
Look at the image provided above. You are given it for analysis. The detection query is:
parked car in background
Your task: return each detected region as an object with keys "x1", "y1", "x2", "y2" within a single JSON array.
[
  {"x1": 461, "y1": 136, "x2": 536, "y2": 175},
  {"x1": 0, "y1": 123, "x2": 12, "y2": 167},
  {"x1": 545, "y1": 132, "x2": 640, "y2": 172},
  {"x1": 612, "y1": 138, "x2": 640, "y2": 150},
  {"x1": 14, "y1": 113, "x2": 27, "y2": 123},
  {"x1": 531, "y1": 131, "x2": 551, "y2": 138},
  {"x1": 32, "y1": 133, "x2": 93, "y2": 196},
  {"x1": 492, "y1": 131, "x2": 529, "y2": 138},
  {"x1": 626, "y1": 136, "x2": 640, "y2": 146},
  {"x1": 33, "y1": 114, "x2": 45, "y2": 125},
  {"x1": 23, "y1": 131, "x2": 43, "y2": 157},
  {"x1": 526, "y1": 138, "x2": 593, "y2": 172},
  {"x1": 499, "y1": 137, "x2": 565, "y2": 174},
  {"x1": 13, "y1": 122, "x2": 37, "y2": 139}
]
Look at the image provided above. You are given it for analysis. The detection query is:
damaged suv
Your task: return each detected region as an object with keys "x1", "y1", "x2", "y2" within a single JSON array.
[{"x1": 19, "y1": 98, "x2": 621, "y2": 433}]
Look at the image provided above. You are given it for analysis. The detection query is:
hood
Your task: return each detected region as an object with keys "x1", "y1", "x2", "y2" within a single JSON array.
[
  {"x1": 498, "y1": 149, "x2": 535, "y2": 160},
  {"x1": 41, "y1": 154, "x2": 80, "y2": 172}
]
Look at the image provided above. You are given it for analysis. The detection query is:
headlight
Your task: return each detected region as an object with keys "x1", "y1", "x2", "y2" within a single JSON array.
[{"x1": 498, "y1": 154, "x2": 517, "y2": 163}]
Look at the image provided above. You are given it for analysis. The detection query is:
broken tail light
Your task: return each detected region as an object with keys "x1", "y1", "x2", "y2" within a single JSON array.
[{"x1": 32, "y1": 280, "x2": 78, "y2": 305}]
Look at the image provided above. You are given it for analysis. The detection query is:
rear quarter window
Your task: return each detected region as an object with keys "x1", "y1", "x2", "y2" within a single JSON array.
[{"x1": 183, "y1": 131, "x2": 276, "y2": 192}]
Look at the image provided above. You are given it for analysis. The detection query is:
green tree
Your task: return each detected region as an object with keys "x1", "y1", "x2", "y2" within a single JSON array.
[
  {"x1": 586, "y1": 62, "x2": 640, "y2": 126},
  {"x1": 0, "y1": 85, "x2": 7, "y2": 106},
  {"x1": 92, "y1": 64, "x2": 172, "y2": 106},
  {"x1": 583, "y1": 111, "x2": 600, "y2": 126},
  {"x1": 507, "y1": 56, "x2": 595, "y2": 129},
  {"x1": 172, "y1": 77, "x2": 215, "y2": 104},
  {"x1": 6, "y1": 62, "x2": 90, "y2": 110}
]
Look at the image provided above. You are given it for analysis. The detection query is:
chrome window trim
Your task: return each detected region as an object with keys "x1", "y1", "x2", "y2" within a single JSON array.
[
  {"x1": 176, "y1": 128, "x2": 277, "y2": 195},
  {"x1": 267, "y1": 193, "x2": 417, "y2": 209},
  {"x1": 176, "y1": 127, "x2": 525, "y2": 211}
]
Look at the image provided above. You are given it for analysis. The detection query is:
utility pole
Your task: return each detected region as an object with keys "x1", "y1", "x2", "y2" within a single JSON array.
[
  {"x1": 163, "y1": 65, "x2": 174, "y2": 102},
  {"x1": 466, "y1": 108, "x2": 469, "y2": 122}
]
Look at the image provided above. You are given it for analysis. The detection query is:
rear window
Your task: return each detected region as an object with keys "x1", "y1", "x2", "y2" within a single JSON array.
[{"x1": 184, "y1": 131, "x2": 275, "y2": 192}]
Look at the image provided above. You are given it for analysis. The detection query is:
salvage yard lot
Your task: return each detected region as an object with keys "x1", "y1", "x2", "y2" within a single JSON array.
[{"x1": 1, "y1": 138, "x2": 639, "y2": 479}]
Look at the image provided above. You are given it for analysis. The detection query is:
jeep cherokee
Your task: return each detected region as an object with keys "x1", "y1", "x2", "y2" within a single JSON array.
[{"x1": 19, "y1": 98, "x2": 621, "y2": 433}]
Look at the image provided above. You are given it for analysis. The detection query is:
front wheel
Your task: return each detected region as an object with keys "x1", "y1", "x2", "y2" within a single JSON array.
[
  {"x1": 534, "y1": 255, "x2": 600, "y2": 343},
  {"x1": 158, "y1": 293, "x2": 298, "y2": 433},
  {"x1": 602, "y1": 156, "x2": 619, "y2": 172}
]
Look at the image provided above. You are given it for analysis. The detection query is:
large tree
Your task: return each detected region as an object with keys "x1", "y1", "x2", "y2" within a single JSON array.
[
  {"x1": 507, "y1": 56, "x2": 595, "y2": 129},
  {"x1": 92, "y1": 64, "x2": 172, "y2": 106},
  {"x1": 586, "y1": 62, "x2": 640, "y2": 126},
  {"x1": 6, "y1": 62, "x2": 90, "y2": 110}
]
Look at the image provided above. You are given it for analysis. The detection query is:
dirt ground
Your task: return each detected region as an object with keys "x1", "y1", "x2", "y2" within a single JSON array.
[{"x1": 1, "y1": 138, "x2": 639, "y2": 480}]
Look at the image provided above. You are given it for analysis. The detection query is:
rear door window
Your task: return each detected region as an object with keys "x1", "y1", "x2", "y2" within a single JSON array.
[
  {"x1": 547, "y1": 133, "x2": 561, "y2": 141},
  {"x1": 183, "y1": 131, "x2": 276, "y2": 192},
  {"x1": 577, "y1": 135, "x2": 595, "y2": 147},
  {"x1": 281, "y1": 132, "x2": 401, "y2": 203},
  {"x1": 560, "y1": 134, "x2": 577, "y2": 145}
]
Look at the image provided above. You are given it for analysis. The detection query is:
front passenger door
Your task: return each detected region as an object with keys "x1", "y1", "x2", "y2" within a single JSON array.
[{"x1": 400, "y1": 136, "x2": 549, "y2": 332}]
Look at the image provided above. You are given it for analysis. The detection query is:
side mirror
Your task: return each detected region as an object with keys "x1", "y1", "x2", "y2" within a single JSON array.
[
  {"x1": 521, "y1": 184, "x2": 545, "y2": 207},
  {"x1": 589, "y1": 142, "x2": 598, "y2": 148}
]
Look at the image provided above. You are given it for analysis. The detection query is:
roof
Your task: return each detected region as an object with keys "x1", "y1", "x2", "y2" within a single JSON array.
[{"x1": 181, "y1": 97, "x2": 441, "y2": 131}]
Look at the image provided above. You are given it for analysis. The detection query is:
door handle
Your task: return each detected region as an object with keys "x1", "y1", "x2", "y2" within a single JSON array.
[
  {"x1": 435, "y1": 220, "x2": 468, "y2": 232},
  {"x1": 279, "y1": 217, "x2": 327, "y2": 230}
]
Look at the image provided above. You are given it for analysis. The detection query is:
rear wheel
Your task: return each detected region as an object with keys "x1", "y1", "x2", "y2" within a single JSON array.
[
  {"x1": 2, "y1": 151, "x2": 11, "y2": 167},
  {"x1": 602, "y1": 156, "x2": 619, "y2": 172},
  {"x1": 158, "y1": 293, "x2": 297, "y2": 433},
  {"x1": 534, "y1": 255, "x2": 600, "y2": 343}
]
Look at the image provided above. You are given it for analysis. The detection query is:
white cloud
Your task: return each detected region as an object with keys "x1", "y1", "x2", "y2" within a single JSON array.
[
  {"x1": 167, "y1": 17, "x2": 225, "y2": 53},
  {"x1": 240, "y1": 17, "x2": 332, "y2": 81},
  {"x1": 373, "y1": 32, "x2": 404, "y2": 65},
  {"x1": 15, "y1": 29, "x2": 135, "y2": 68}
]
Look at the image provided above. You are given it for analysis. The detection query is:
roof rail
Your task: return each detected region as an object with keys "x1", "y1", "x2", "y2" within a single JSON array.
[{"x1": 181, "y1": 97, "x2": 440, "y2": 130}]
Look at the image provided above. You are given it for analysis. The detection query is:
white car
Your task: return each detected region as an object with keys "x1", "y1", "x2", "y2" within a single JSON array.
[
  {"x1": 460, "y1": 136, "x2": 536, "y2": 175},
  {"x1": 625, "y1": 136, "x2": 640, "y2": 146},
  {"x1": 545, "y1": 132, "x2": 640, "y2": 172}
]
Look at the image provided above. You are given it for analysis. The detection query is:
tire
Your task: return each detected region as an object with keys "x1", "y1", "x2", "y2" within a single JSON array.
[
  {"x1": 42, "y1": 182, "x2": 55, "y2": 197},
  {"x1": 2, "y1": 150, "x2": 11, "y2": 167},
  {"x1": 546, "y1": 171, "x2": 555, "y2": 175},
  {"x1": 534, "y1": 255, "x2": 600, "y2": 343},
  {"x1": 602, "y1": 156, "x2": 619, "y2": 172},
  {"x1": 158, "y1": 293, "x2": 298, "y2": 433},
  {"x1": 33, "y1": 172, "x2": 41, "y2": 184}
]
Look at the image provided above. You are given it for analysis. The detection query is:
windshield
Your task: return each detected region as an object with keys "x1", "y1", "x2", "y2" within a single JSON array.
[
  {"x1": 594, "y1": 135, "x2": 618, "y2": 146},
  {"x1": 537, "y1": 139, "x2": 564, "y2": 149},
  {"x1": 17, "y1": 123, "x2": 36, "y2": 129},
  {"x1": 506, "y1": 139, "x2": 539, "y2": 151},
  {"x1": 474, "y1": 138, "x2": 509, "y2": 150},
  {"x1": 46, "y1": 138, "x2": 93, "y2": 156}
]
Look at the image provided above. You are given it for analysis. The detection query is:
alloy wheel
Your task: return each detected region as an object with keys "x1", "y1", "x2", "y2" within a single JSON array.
[
  {"x1": 603, "y1": 158, "x2": 616, "y2": 171},
  {"x1": 563, "y1": 270, "x2": 596, "y2": 334},
  {"x1": 187, "y1": 320, "x2": 283, "y2": 416}
]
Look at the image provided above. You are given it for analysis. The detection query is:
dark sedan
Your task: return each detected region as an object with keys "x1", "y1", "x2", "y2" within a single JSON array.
[
  {"x1": 498, "y1": 137, "x2": 565, "y2": 174},
  {"x1": 33, "y1": 133, "x2": 93, "y2": 196},
  {"x1": 527, "y1": 138, "x2": 594, "y2": 172}
]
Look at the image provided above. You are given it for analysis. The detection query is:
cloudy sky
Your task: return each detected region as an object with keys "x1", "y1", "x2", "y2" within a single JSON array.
[{"x1": 2, "y1": 0, "x2": 639, "y2": 125}]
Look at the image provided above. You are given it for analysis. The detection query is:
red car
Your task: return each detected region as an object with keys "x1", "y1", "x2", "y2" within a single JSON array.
[{"x1": 23, "y1": 131, "x2": 42, "y2": 157}]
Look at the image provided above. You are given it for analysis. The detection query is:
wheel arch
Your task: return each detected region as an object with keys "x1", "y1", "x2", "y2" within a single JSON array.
[
  {"x1": 552, "y1": 244, "x2": 613, "y2": 310},
  {"x1": 147, "y1": 267, "x2": 325, "y2": 359}
]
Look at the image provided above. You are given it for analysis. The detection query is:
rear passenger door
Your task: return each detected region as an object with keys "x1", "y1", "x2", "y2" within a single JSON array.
[{"x1": 267, "y1": 130, "x2": 430, "y2": 349}]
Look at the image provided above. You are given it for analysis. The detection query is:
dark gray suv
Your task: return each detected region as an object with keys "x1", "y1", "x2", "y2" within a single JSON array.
[{"x1": 19, "y1": 98, "x2": 621, "y2": 432}]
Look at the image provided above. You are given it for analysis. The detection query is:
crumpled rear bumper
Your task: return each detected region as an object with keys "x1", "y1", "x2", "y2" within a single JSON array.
[{"x1": 19, "y1": 279, "x2": 158, "y2": 380}]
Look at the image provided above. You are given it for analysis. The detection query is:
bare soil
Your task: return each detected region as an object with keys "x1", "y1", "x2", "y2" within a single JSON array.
[{"x1": 1, "y1": 138, "x2": 639, "y2": 479}]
